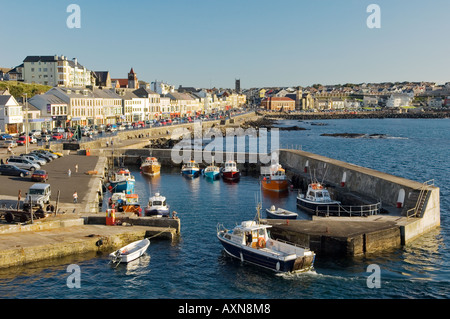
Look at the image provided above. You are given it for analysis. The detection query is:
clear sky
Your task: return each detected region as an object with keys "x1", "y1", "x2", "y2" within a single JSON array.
[{"x1": 2, "y1": 0, "x2": 450, "y2": 89}]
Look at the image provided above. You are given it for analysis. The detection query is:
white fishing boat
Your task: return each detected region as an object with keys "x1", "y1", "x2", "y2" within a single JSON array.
[
  {"x1": 297, "y1": 182, "x2": 340, "y2": 214},
  {"x1": 144, "y1": 192, "x2": 170, "y2": 217},
  {"x1": 217, "y1": 204, "x2": 315, "y2": 273},
  {"x1": 265, "y1": 205, "x2": 298, "y2": 219},
  {"x1": 109, "y1": 238, "x2": 150, "y2": 264}
]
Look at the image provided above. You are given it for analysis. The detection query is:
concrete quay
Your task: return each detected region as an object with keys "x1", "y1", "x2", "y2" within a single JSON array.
[
  {"x1": 0, "y1": 214, "x2": 178, "y2": 269},
  {"x1": 0, "y1": 148, "x2": 180, "y2": 269}
]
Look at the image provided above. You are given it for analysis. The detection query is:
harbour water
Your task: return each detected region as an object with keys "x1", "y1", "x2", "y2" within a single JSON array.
[{"x1": 0, "y1": 118, "x2": 448, "y2": 299}]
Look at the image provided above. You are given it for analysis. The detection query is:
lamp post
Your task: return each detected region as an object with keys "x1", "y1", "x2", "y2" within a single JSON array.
[{"x1": 23, "y1": 93, "x2": 29, "y2": 154}]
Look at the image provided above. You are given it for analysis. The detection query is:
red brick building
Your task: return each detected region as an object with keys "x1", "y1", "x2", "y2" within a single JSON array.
[{"x1": 261, "y1": 97, "x2": 295, "y2": 111}]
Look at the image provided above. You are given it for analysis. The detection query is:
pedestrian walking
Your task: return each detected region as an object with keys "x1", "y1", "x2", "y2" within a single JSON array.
[
  {"x1": 68, "y1": 169, "x2": 71, "y2": 177},
  {"x1": 73, "y1": 191, "x2": 78, "y2": 203},
  {"x1": 75, "y1": 164, "x2": 78, "y2": 173}
]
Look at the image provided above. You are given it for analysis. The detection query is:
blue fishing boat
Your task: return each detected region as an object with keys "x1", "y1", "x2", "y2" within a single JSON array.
[
  {"x1": 108, "y1": 168, "x2": 135, "y2": 194},
  {"x1": 203, "y1": 158, "x2": 220, "y2": 180},
  {"x1": 181, "y1": 160, "x2": 200, "y2": 178},
  {"x1": 217, "y1": 203, "x2": 315, "y2": 273}
]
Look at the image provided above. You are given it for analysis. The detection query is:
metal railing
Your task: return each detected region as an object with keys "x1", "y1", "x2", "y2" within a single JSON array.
[
  {"x1": 406, "y1": 179, "x2": 434, "y2": 219},
  {"x1": 313, "y1": 201, "x2": 382, "y2": 217}
]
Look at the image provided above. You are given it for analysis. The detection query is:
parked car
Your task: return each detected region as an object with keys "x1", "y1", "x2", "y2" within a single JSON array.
[
  {"x1": 0, "y1": 134, "x2": 13, "y2": 140},
  {"x1": 6, "y1": 157, "x2": 40, "y2": 171},
  {"x1": 43, "y1": 149, "x2": 63, "y2": 157},
  {"x1": 30, "y1": 130, "x2": 41, "y2": 138},
  {"x1": 0, "y1": 164, "x2": 30, "y2": 178},
  {"x1": 1, "y1": 140, "x2": 18, "y2": 148},
  {"x1": 30, "y1": 151, "x2": 53, "y2": 162},
  {"x1": 31, "y1": 170, "x2": 48, "y2": 182},
  {"x1": 34, "y1": 149, "x2": 58, "y2": 159},
  {"x1": 17, "y1": 136, "x2": 31, "y2": 146},
  {"x1": 52, "y1": 133, "x2": 64, "y2": 140},
  {"x1": 40, "y1": 134, "x2": 51, "y2": 142},
  {"x1": 19, "y1": 154, "x2": 46, "y2": 166}
]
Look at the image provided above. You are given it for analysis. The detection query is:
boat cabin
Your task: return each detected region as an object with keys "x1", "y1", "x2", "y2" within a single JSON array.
[
  {"x1": 148, "y1": 193, "x2": 167, "y2": 207},
  {"x1": 261, "y1": 164, "x2": 286, "y2": 180},
  {"x1": 305, "y1": 183, "x2": 334, "y2": 202},
  {"x1": 228, "y1": 221, "x2": 271, "y2": 248},
  {"x1": 224, "y1": 160, "x2": 237, "y2": 171}
]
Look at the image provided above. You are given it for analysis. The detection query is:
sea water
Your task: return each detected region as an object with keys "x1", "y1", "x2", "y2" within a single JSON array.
[{"x1": 0, "y1": 118, "x2": 448, "y2": 299}]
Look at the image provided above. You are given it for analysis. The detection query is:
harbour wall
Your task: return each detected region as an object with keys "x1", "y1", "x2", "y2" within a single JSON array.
[{"x1": 279, "y1": 149, "x2": 440, "y2": 245}]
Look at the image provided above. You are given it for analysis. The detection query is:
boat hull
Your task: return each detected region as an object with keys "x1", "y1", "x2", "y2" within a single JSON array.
[
  {"x1": 296, "y1": 197, "x2": 341, "y2": 214},
  {"x1": 144, "y1": 208, "x2": 170, "y2": 217},
  {"x1": 109, "y1": 180, "x2": 135, "y2": 193},
  {"x1": 261, "y1": 179, "x2": 289, "y2": 192},
  {"x1": 218, "y1": 234, "x2": 314, "y2": 273},
  {"x1": 109, "y1": 238, "x2": 150, "y2": 263},
  {"x1": 266, "y1": 209, "x2": 297, "y2": 220},
  {"x1": 222, "y1": 171, "x2": 240, "y2": 181},
  {"x1": 141, "y1": 164, "x2": 161, "y2": 176},
  {"x1": 182, "y1": 169, "x2": 200, "y2": 178},
  {"x1": 204, "y1": 171, "x2": 220, "y2": 180}
]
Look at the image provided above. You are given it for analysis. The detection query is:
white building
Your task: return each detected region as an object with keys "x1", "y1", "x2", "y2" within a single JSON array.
[
  {"x1": 385, "y1": 93, "x2": 414, "y2": 108},
  {"x1": 0, "y1": 95, "x2": 23, "y2": 134},
  {"x1": 47, "y1": 87, "x2": 122, "y2": 126},
  {"x1": 28, "y1": 94, "x2": 68, "y2": 131},
  {"x1": 151, "y1": 81, "x2": 175, "y2": 95},
  {"x1": 22, "y1": 55, "x2": 93, "y2": 87}
]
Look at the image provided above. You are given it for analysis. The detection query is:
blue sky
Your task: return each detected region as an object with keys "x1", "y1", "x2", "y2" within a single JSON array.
[{"x1": 2, "y1": 0, "x2": 450, "y2": 89}]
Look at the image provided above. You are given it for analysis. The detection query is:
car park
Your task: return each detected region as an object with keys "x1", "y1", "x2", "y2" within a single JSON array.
[
  {"x1": 0, "y1": 164, "x2": 30, "y2": 177},
  {"x1": 31, "y1": 170, "x2": 48, "y2": 182},
  {"x1": 6, "y1": 157, "x2": 40, "y2": 171}
]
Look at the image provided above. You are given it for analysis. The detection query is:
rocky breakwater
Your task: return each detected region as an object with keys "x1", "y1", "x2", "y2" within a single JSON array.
[{"x1": 321, "y1": 133, "x2": 389, "y2": 139}]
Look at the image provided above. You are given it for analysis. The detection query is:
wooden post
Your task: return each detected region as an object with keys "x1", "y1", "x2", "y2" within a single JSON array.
[{"x1": 55, "y1": 190, "x2": 60, "y2": 216}]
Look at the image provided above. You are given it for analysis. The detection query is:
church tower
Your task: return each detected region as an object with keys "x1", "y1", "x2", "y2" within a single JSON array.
[{"x1": 128, "y1": 68, "x2": 138, "y2": 89}]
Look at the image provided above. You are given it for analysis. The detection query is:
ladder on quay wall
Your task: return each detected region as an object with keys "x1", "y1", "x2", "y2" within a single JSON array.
[{"x1": 406, "y1": 179, "x2": 434, "y2": 219}]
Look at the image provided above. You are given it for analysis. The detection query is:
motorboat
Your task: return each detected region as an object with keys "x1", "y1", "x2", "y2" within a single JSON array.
[
  {"x1": 221, "y1": 160, "x2": 240, "y2": 181},
  {"x1": 140, "y1": 157, "x2": 161, "y2": 176},
  {"x1": 108, "y1": 168, "x2": 135, "y2": 194},
  {"x1": 144, "y1": 192, "x2": 170, "y2": 217},
  {"x1": 260, "y1": 163, "x2": 289, "y2": 192},
  {"x1": 265, "y1": 205, "x2": 298, "y2": 219},
  {"x1": 109, "y1": 238, "x2": 150, "y2": 264},
  {"x1": 181, "y1": 160, "x2": 200, "y2": 178},
  {"x1": 109, "y1": 192, "x2": 142, "y2": 215},
  {"x1": 203, "y1": 158, "x2": 220, "y2": 180},
  {"x1": 217, "y1": 204, "x2": 315, "y2": 273},
  {"x1": 296, "y1": 182, "x2": 340, "y2": 214}
]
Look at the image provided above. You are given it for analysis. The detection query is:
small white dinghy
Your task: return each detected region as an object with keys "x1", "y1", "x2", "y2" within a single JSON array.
[{"x1": 109, "y1": 238, "x2": 150, "y2": 264}]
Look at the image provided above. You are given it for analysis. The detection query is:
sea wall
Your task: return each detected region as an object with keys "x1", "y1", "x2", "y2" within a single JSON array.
[{"x1": 279, "y1": 149, "x2": 440, "y2": 243}]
